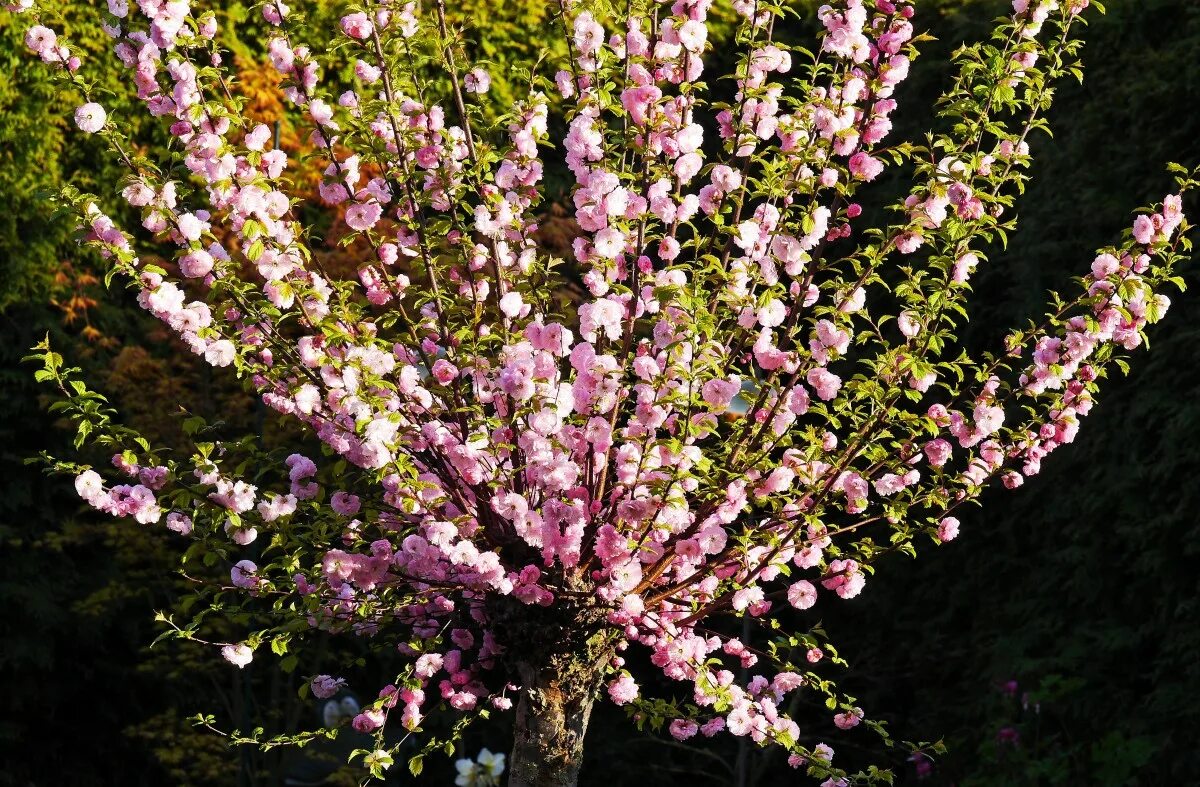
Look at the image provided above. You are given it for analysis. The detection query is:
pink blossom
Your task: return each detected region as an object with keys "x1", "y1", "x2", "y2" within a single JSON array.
[
  {"x1": 331, "y1": 491, "x2": 361, "y2": 516},
  {"x1": 230, "y1": 559, "x2": 258, "y2": 589},
  {"x1": 822, "y1": 559, "x2": 866, "y2": 599},
  {"x1": 807, "y1": 368, "x2": 842, "y2": 401},
  {"x1": 204, "y1": 340, "x2": 236, "y2": 367},
  {"x1": 573, "y1": 12, "x2": 604, "y2": 56},
  {"x1": 607, "y1": 674, "x2": 639, "y2": 705},
  {"x1": 415, "y1": 653, "x2": 444, "y2": 678},
  {"x1": 340, "y1": 12, "x2": 373, "y2": 39},
  {"x1": 464, "y1": 68, "x2": 491, "y2": 94},
  {"x1": 431, "y1": 359, "x2": 458, "y2": 385},
  {"x1": 849, "y1": 152, "x2": 884, "y2": 181},
  {"x1": 938, "y1": 517, "x2": 961, "y2": 542},
  {"x1": 355, "y1": 59, "x2": 381, "y2": 83},
  {"x1": 499, "y1": 291, "x2": 524, "y2": 318},
  {"x1": 895, "y1": 231, "x2": 924, "y2": 254},
  {"x1": 953, "y1": 251, "x2": 980, "y2": 283},
  {"x1": 75, "y1": 470, "x2": 105, "y2": 503},
  {"x1": 165, "y1": 512, "x2": 193, "y2": 535},
  {"x1": 309, "y1": 99, "x2": 337, "y2": 128},
  {"x1": 702, "y1": 377, "x2": 741, "y2": 410},
  {"x1": 678, "y1": 19, "x2": 708, "y2": 51},
  {"x1": 176, "y1": 213, "x2": 207, "y2": 242},
  {"x1": 757, "y1": 298, "x2": 787, "y2": 328},
  {"x1": 353, "y1": 709, "x2": 385, "y2": 732},
  {"x1": 923, "y1": 439, "x2": 953, "y2": 467},
  {"x1": 669, "y1": 719, "x2": 699, "y2": 740},
  {"x1": 311, "y1": 675, "x2": 346, "y2": 699},
  {"x1": 592, "y1": 227, "x2": 626, "y2": 259},
  {"x1": 245, "y1": 124, "x2": 271, "y2": 151},
  {"x1": 74, "y1": 102, "x2": 107, "y2": 134},
  {"x1": 897, "y1": 311, "x2": 922, "y2": 338},
  {"x1": 345, "y1": 201, "x2": 382, "y2": 231},
  {"x1": 221, "y1": 644, "x2": 253, "y2": 668},
  {"x1": 555, "y1": 70, "x2": 575, "y2": 98},
  {"x1": 833, "y1": 707, "x2": 863, "y2": 729},
  {"x1": 179, "y1": 250, "x2": 214, "y2": 278},
  {"x1": 787, "y1": 580, "x2": 818, "y2": 610},
  {"x1": 1091, "y1": 253, "x2": 1120, "y2": 279},
  {"x1": 1133, "y1": 214, "x2": 1156, "y2": 245},
  {"x1": 726, "y1": 705, "x2": 753, "y2": 736},
  {"x1": 24, "y1": 25, "x2": 56, "y2": 57}
]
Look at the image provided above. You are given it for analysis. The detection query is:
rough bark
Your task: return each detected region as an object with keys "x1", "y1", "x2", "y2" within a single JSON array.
[
  {"x1": 490, "y1": 593, "x2": 611, "y2": 787},
  {"x1": 507, "y1": 652, "x2": 601, "y2": 787}
]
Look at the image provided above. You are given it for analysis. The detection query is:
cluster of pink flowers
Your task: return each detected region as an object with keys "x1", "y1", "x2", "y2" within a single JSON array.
[
  {"x1": 72, "y1": 454, "x2": 171, "y2": 525},
  {"x1": 24, "y1": 23, "x2": 76, "y2": 69},
  {"x1": 999, "y1": 200, "x2": 1182, "y2": 480}
]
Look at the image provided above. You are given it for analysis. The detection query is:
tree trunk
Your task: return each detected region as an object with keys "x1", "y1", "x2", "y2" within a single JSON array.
[
  {"x1": 507, "y1": 652, "x2": 601, "y2": 787},
  {"x1": 489, "y1": 586, "x2": 611, "y2": 787}
]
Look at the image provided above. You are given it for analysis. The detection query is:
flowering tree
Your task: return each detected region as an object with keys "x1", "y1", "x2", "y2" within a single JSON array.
[{"x1": 14, "y1": 0, "x2": 1198, "y2": 783}]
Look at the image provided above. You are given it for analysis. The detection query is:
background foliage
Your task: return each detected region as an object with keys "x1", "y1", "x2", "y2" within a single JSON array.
[{"x1": 0, "y1": 0, "x2": 1197, "y2": 784}]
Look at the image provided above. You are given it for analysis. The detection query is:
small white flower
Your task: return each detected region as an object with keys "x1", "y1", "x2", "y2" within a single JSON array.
[
  {"x1": 74, "y1": 102, "x2": 107, "y2": 134},
  {"x1": 363, "y1": 749, "x2": 393, "y2": 772},
  {"x1": 221, "y1": 643, "x2": 253, "y2": 668},
  {"x1": 456, "y1": 748, "x2": 505, "y2": 786},
  {"x1": 477, "y1": 748, "x2": 506, "y2": 780},
  {"x1": 454, "y1": 758, "x2": 480, "y2": 787}
]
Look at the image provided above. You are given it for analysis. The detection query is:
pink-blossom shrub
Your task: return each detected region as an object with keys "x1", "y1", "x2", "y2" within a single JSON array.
[{"x1": 16, "y1": 0, "x2": 1198, "y2": 782}]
